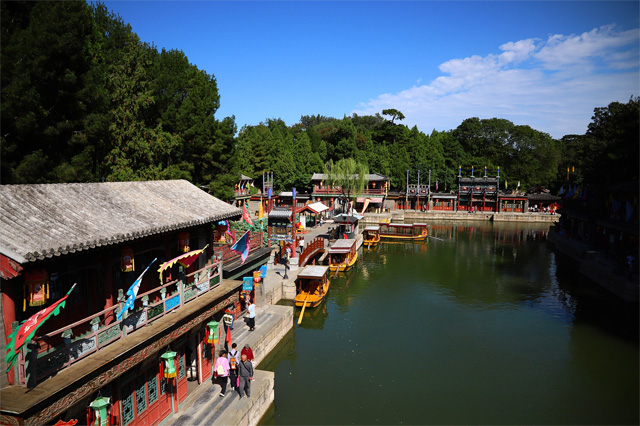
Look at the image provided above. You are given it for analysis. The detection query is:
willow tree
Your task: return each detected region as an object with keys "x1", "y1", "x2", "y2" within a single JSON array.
[{"x1": 323, "y1": 158, "x2": 369, "y2": 215}]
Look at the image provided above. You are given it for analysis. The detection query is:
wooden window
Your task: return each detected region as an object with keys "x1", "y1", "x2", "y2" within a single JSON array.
[
  {"x1": 135, "y1": 375, "x2": 147, "y2": 415},
  {"x1": 121, "y1": 381, "x2": 135, "y2": 426},
  {"x1": 147, "y1": 368, "x2": 159, "y2": 406}
]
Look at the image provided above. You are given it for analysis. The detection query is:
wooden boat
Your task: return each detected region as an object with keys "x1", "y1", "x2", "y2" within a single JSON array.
[
  {"x1": 379, "y1": 222, "x2": 428, "y2": 241},
  {"x1": 327, "y1": 239, "x2": 358, "y2": 272},
  {"x1": 294, "y1": 265, "x2": 330, "y2": 308},
  {"x1": 363, "y1": 225, "x2": 381, "y2": 248}
]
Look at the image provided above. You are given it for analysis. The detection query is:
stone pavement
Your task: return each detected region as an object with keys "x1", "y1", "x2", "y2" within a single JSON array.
[
  {"x1": 160, "y1": 223, "x2": 335, "y2": 426},
  {"x1": 160, "y1": 304, "x2": 292, "y2": 426}
]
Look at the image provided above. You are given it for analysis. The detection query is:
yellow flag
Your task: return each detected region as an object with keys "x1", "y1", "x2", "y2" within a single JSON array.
[{"x1": 258, "y1": 200, "x2": 264, "y2": 220}]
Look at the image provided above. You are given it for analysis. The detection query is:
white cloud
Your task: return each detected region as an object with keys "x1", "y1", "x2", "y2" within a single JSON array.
[{"x1": 352, "y1": 25, "x2": 639, "y2": 139}]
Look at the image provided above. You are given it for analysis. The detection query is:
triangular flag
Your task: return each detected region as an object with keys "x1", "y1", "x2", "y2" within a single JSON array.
[
  {"x1": 6, "y1": 284, "x2": 77, "y2": 371},
  {"x1": 231, "y1": 231, "x2": 251, "y2": 264},
  {"x1": 242, "y1": 202, "x2": 253, "y2": 226},
  {"x1": 226, "y1": 327, "x2": 232, "y2": 345},
  {"x1": 117, "y1": 258, "x2": 156, "y2": 321},
  {"x1": 258, "y1": 200, "x2": 264, "y2": 220}
]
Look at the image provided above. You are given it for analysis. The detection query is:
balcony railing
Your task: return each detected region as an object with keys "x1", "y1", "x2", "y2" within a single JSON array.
[
  {"x1": 18, "y1": 261, "x2": 223, "y2": 387},
  {"x1": 312, "y1": 186, "x2": 385, "y2": 195},
  {"x1": 215, "y1": 232, "x2": 265, "y2": 264}
]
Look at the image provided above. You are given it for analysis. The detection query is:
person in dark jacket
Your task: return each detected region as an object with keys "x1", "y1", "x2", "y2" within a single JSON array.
[{"x1": 237, "y1": 353, "x2": 254, "y2": 398}]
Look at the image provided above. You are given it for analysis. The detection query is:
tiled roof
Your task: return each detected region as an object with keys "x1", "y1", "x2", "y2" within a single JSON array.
[
  {"x1": 267, "y1": 208, "x2": 292, "y2": 220},
  {"x1": 527, "y1": 193, "x2": 561, "y2": 201},
  {"x1": 459, "y1": 177, "x2": 498, "y2": 184},
  {"x1": 0, "y1": 180, "x2": 241, "y2": 264}
]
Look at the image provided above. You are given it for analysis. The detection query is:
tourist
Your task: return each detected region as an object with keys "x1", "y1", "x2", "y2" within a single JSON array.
[
  {"x1": 627, "y1": 253, "x2": 635, "y2": 279},
  {"x1": 299, "y1": 238, "x2": 304, "y2": 254},
  {"x1": 214, "y1": 350, "x2": 230, "y2": 397},
  {"x1": 241, "y1": 344, "x2": 254, "y2": 364},
  {"x1": 237, "y1": 353, "x2": 254, "y2": 398},
  {"x1": 281, "y1": 250, "x2": 289, "y2": 279},
  {"x1": 227, "y1": 343, "x2": 240, "y2": 392},
  {"x1": 248, "y1": 300, "x2": 256, "y2": 331}
]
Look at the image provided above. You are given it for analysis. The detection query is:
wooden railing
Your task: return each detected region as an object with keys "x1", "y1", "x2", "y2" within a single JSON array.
[
  {"x1": 299, "y1": 237, "x2": 326, "y2": 267},
  {"x1": 215, "y1": 232, "x2": 264, "y2": 264},
  {"x1": 19, "y1": 262, "x2": 223, "y2": 387},
  {"x1": 313, "y1": 186, "x2": 385, "y2": 195}
]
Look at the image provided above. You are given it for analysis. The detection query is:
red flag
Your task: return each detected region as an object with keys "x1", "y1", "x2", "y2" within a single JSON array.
[
  {"x1": 217, "y1": 321, "x2": 222, "y2": 343},
  {"x1": 242, "y1": 202, "x2": 253, "y2": 226},
  {"x1": 158, "y1": 245, "x2": 208, "y2": 283},
  {"x1": 226, "y1": 327, "x2": 232, "y2": 345},
  {"x1": 6, "y1": 284, "x2": 76, "y2": 371}
]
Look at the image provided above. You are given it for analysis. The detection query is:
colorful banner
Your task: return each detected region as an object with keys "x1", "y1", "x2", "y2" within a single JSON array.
[
  {"x1": 158, "y1": 245, "x2": 208, "y2": 283},
  {"x1": 242, "y1": 277, "x2": 253, "y2": 291},
  {"x1": 242, "y1": 202, "x2": 253, "y2": 226},
  {"x1": 231, "y1": 231, "x2": 251, "y2": 264},
  {"x1": 117, "y1": 258, "x2": 157, "y2": 322},
  {"x1": 5, "y1": 284, "x2": 77, "y2": 372}
]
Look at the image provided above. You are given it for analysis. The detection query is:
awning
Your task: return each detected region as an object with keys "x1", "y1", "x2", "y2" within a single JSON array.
[{"x1": 299, "y1": 202, "x2": 330, "y2": 214}]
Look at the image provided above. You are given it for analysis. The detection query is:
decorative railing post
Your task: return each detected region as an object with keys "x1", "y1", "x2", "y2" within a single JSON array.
[{"x1": 178, "y1": 266, "x2": 185, "y2": 308}]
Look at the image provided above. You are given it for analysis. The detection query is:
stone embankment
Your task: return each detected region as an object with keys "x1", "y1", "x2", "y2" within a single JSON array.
[{"x1": 361, "y1": 211, "x2": 559, "y2": 224}]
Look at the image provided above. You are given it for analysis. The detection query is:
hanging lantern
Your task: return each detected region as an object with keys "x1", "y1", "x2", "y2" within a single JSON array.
[
  {"x1": 24, "y1": 269, "x2": 49, "y2": 311},
  {"x1": 121, "y1": 246, "x2": 135, "y2": 272},
  {"x1": 206, "y1": 320, "x2": 219, "y2": 344},
  {"x1": 87, "y1": 395, "x2": 111, "y2": 426},
  {"x1": 178, "y1": 232, "x2": 190, "y2": 253},
  {"x1": 160, "y1": 348, "x2": 177, "y2": 380}
]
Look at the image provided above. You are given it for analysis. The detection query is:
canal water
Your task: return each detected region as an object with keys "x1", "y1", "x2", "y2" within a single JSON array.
[{"x1": 258, "y1": 221, "x2": 639, "y2": 425}]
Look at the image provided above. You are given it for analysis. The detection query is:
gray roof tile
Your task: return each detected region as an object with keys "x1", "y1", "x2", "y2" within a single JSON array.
[{"x1": 0, "y1": 180, "x2": 241, "y2": 263}]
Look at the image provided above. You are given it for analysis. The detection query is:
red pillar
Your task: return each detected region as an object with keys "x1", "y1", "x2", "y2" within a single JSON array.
[
  {"x1": 103, "y1": 251, "x2": 115, "y2": 325},
  {"x1": 2, "y1": 283, "x2": 17, "y2": 343}
]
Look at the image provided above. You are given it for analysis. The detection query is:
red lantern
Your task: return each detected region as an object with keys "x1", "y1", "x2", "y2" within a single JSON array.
[
  {"x1": 24, "y1": 269, "x2": 49, "y2": 311},
  {"x1": 178, "y1": 232, "x2": 190, "y2": 253},
  {"x1": 121, "y1": 246, "x2": 135, "y2": 272}
]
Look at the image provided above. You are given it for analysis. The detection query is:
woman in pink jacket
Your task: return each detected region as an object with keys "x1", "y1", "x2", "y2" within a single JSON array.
[{"x1": 214, "y1": 349, "x2": 230, "y2": 396}]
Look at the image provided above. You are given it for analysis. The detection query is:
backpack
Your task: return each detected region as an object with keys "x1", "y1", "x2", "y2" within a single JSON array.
[
  {"x1": 229, "y1": 350, "x2": 237, "y2": 369},
  {"x1": 216, "y1": 362, "x2": 225, "y2": 376}
]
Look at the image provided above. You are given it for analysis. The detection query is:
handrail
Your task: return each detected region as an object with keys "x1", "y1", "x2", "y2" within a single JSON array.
[{"x1": 299, "y1": 237, "x2": 325, "y2": 267}]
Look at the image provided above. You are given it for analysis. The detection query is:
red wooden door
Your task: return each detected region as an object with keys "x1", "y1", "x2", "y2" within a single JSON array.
[
  {"x1": 177, "y1": 345, "x2": 188, "y2": 405},
  {"x1": 199, "y1": 333, "x2": 213, "y2": 382}
]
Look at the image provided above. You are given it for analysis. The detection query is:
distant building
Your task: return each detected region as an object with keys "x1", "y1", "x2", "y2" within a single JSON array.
[{"x1": 310, "y1": 173, "x2": 390, "y2": 214}]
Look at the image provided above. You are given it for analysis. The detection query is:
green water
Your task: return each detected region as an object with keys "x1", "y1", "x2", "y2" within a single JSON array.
[{"x1": 259, "y1": 222, "x2": 639, "y2": 425}]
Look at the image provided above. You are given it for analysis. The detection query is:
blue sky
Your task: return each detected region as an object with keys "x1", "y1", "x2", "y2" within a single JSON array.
[{"x1": 104, "y1": 1, "x2": 639, "y2": 139}]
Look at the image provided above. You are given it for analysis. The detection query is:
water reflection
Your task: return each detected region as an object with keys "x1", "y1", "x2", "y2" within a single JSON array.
[{"x1": 261, "y1": 221, "x2": 639, "y2": 425}]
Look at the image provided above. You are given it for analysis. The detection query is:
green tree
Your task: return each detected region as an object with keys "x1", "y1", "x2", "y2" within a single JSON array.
[
  {"x1": 104, "y1": 32, "x2": 179, "y2": 181},
  {"x1": 584, "y1": 96, "x2": 639, "y2": 184},
  {"x1": 323, "y1": 158, "x2": 369, "y2": 214},
  {"x1": 1, "y1": 1, "x2": 95, "y2": 183},
  {"x1": 382, "y1": 108, "x2": 405, "y2": 124}
]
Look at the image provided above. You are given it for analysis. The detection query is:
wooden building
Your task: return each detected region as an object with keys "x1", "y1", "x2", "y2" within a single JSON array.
[
  {"x1": 457, "y1": 177, "x2": 499, "y2": 212},
  {"x1": 233, "y1": 173, "x2": 254, "y2": 206},
  {"x1": 0, "y1": 180, "x2": 245, "y2": 426},
  {"x1": 310, "y1": 173, "x2": 389, "y2": 214}
]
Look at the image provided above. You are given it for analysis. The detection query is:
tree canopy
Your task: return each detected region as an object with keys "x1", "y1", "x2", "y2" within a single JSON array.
[{"x1": 1, "y1": 1, "x2": 636, "y2": 199}]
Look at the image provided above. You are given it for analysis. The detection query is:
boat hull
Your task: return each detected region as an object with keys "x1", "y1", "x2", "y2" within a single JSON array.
[
  {"x1": 294, "y1": 295, "x2": 325, "y2": 308},
  {"x1": 329, "y1": 252, "x2": 358, "y2": 272},
  {"x1": 379, "y1": 233, "x2": 428, "y2": 241}
]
